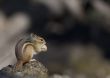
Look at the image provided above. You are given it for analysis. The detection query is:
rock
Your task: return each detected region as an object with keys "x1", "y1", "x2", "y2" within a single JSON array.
[
  {"x1": 0, "y1": 60, "x2": 48, "y2": 78},
  {"x1": 50, "y1": 74, "x2": 71, "y2": 78}
]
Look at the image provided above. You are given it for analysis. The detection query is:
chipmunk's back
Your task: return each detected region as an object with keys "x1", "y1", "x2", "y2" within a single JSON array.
[{"x1": 15, "y1": 38, "x2": 28, "y2": 60}]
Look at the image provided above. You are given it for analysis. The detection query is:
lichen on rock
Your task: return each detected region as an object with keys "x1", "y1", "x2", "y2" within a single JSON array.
[{"x1": 0, "y1": 60, "x2": 48, "y2": 78}]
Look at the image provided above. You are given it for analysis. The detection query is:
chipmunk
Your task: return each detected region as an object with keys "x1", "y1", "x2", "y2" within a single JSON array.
[{"x1": 15, "y1": 33, "x2": 47, "y2": 69}]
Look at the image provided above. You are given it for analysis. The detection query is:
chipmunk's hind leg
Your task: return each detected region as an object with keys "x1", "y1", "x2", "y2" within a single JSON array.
[{"x1": 30, "y1": 59, "x2": 36, "y2": 62}]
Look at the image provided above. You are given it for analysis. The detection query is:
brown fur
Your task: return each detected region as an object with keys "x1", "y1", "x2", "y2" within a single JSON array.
[{"x1": 15, "y1": 33, "x2": 47, "y2": 69}]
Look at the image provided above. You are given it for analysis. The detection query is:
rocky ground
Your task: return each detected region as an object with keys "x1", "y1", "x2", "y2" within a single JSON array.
[{"x1": 0, "y1": 60, "x2": 48, "y2": 78}]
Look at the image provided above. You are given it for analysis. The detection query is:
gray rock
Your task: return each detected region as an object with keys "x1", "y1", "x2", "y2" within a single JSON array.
[{"x1": 0, "y1": 60, "x2": 48, "y2": 78}]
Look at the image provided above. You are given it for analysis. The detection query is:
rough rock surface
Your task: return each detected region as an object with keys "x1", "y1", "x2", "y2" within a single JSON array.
[{"x1": 0, "y1": 60, "x2": 48, "y2": 78}]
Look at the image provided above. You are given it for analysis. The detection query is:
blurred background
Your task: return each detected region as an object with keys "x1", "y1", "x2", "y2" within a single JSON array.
[{"x1": 0, "y1": 0, "x2": 110, "y2": 78}]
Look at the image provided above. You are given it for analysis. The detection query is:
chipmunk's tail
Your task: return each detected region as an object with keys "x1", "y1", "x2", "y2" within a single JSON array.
[{"x1": 14, "y1": 60, "x2": 23, "y2": 70}]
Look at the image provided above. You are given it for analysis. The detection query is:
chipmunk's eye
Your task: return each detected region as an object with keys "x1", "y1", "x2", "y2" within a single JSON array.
[{"x1": 40, "y1": 38, "x2": 43, "y2": 41}]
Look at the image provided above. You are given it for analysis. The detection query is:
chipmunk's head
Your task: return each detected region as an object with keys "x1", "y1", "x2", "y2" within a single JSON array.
[{"x1": 30, "y1": 33, "x2": 47, "y2": 52}]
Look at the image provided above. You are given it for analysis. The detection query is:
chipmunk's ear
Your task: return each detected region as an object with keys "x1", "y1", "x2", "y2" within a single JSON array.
[{"x1": 30, "y1": 33, "x2": 37, "y2": 38}]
